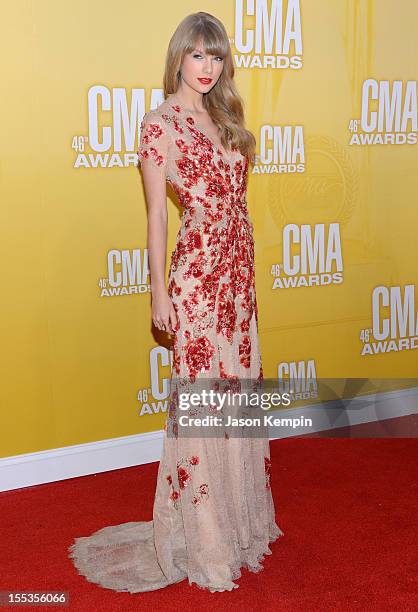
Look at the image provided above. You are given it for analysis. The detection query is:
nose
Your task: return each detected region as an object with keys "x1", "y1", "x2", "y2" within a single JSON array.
[{"x1": 203, "y1": 59, "x2": 213, "y2": 74}]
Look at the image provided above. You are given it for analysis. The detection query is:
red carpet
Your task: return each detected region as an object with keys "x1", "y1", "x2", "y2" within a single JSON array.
[{"x1": 1, "y1": 419, "x2": 418, "y2": 611}]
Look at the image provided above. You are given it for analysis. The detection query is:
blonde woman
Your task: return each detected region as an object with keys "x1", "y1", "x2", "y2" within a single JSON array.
[{"x1": 68, "y1": 11, "x2": 283, "y2": 594}]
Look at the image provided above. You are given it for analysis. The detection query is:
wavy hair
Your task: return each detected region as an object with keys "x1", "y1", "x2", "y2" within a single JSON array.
[{"x1": 163, "y1": 12, "x2": 256, "y2": 164}]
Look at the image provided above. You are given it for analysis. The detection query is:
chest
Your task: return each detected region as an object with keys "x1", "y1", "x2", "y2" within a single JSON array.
[{"x1": 169, "y1": 115, "x2": 245, "y2": 169}]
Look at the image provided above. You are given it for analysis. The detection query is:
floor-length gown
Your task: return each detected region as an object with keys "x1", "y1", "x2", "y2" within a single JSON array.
[{"x1": 67, "y1": 94, "x2": 284, "y2": 593}]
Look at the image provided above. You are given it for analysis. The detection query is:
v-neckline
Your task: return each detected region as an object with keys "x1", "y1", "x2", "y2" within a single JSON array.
[{"x1": 168, "y1": 96, "x2": 232, "y2": 161}]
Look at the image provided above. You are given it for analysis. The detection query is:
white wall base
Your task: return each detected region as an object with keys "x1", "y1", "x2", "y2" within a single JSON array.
[
  {"x1": 0, "y1": 430, "x2": 164, "y2": 493},
  {"x1": 1, "y1": 386, "x2": 417, "y2": 492}
]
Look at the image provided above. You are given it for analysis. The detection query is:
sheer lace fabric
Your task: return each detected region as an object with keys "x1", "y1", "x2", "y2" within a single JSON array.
[{"x1": 68, "y1": 94, "x2": 284, "y2": 593}]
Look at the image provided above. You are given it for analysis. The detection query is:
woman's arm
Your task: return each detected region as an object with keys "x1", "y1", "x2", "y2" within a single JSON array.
[
  {"x1": 138, "y1": 113, "x2": 177, "y2": 334},
  {"x1": 141, "y1": 154, "x2": 168, "y2": 295}
]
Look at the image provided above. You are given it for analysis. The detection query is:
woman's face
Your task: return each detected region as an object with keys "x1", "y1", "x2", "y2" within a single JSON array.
[{"x1": 180, "y1": 42, "x2": 224, "y2": 94}]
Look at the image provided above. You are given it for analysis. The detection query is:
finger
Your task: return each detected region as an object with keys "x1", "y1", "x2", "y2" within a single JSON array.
[{"x1": 169, "y1": 310, "x2": 177, "y2": 334}]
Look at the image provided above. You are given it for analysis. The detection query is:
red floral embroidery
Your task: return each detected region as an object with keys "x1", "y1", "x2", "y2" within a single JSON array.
[
  {"x1": 264, "y1": 457, "x2": 271, "y2": 489},
  {"x1": 183, "y1": 251, "x2": 207, "y2": 280},
  {"x1": 239, "y1": 335, "x2": 251, "y2": 368},
  {"x1": 175, "y1": 138, "x2": 189, "y2": 153},
  {"x1": 216, "y1": 282, "x2": 237, "y2": 343},
  {"x1": 161, "y1": 112, "x2": 184, "y2": 135},
  {"x1": 138, "y1": 119, "x2": 167, "y2": 167},
  {"x1": 138, "y1": 145, "x2": 165, "y2": 167},
  {"x1": 183, "y1": 332, "x2": 215, "y2": 377},
  {"x1": 240, "y1": 317, "x2": 251, "y2": 333},
  {"x1": 177, "y1": 466, "x2": 191, "y2": 489},
  {"x1": 168, "y1": 388, "x2": 179, "y2": 419},
  {"x1": 191, "y1": 483, "x2": 209, "y2": 507},
  {"x1": 142, "y1": 122, "x2": 164, "y2": 143},
  {"x1": 147, "y1": 100, "x2": 263, "y2": 399},
  {"x1": 166, "y1": 473, "x2": 180, "y2": 509},
  {"x1": 173, "y1": 456, "x2": 202, "y2": 497},
  {"x1": 184, "y1": 229, "x2": 203, "y2": 251}
]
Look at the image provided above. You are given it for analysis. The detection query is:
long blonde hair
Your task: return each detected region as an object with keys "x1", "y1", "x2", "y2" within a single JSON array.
[{"x1": 163, "y1": 12, "x2": 256, "y2": 164}]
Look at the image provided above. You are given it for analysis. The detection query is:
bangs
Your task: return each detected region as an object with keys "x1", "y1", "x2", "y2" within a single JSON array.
[{"x1": 186, "y1": 27, "x2": 229, "y2": 59}]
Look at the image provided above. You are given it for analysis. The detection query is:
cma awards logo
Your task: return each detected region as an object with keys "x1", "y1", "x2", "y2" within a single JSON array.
[
  {"x1": 98, "y1": 248, "x2": 150, "y2": 297},
  {"x1": 277, "y1": 359, "x2": 318, "y2": 400},
  {"x1": 349, "y1": 79, "x2": 417, "y2": 146},
  {"x1": 360, "y1": 284, "x2": 418, "y2": 355},
  {"x1": 254, "y1": 124, "x2": 305, "y2": 173},
  {"x1": 232, "y1": 0, "x2": 303, "y2": 69},
  {"x1": 137, "y1": 346, "x2": 173, "y2": 417},
  {"x1": 271, "y1": 223, "x2": 343, "y2": 289},
  {"x1": 72, "y1": 85, "x2": 150, "y2": 168}
]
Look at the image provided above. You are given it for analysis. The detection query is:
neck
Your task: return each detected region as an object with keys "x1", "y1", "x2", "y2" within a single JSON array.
[{"x1": 170, "y1": 86, "x2": 205, "y2": 112}]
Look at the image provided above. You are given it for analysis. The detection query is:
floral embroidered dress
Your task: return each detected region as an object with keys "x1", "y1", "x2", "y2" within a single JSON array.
[{"x1": 68, "y1": 94, "x2": 283, "y2": 593}]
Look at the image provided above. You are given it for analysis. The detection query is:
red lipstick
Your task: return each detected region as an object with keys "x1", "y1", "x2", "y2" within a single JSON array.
[{"x1": 198, "y1": 78, "x2": 212, "y2": 84}]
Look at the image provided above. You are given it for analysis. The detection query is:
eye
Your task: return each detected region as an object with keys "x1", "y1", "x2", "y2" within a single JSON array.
[{"x1": 214, "y1": 57, "x2": 224, "y2": 62}]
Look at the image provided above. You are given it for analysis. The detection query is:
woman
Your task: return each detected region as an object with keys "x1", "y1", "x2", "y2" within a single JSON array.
[{"x1": 68, "y1": 11, "x2": 283, "y2": 593}]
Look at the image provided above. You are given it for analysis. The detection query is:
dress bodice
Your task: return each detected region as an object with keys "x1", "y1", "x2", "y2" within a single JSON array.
[{"x1": 138, "y1": 98, "x2": 250, "y2": 221}]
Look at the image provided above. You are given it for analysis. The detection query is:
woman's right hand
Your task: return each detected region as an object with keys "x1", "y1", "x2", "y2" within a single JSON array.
[{"x1": 151, "y1": 288, "x2": 178, "y2": 334}]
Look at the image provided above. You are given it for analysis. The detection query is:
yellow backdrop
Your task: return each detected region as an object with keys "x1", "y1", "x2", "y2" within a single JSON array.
[{"x1": 1, "y1": 0, "x2": 417, "y2": 459}]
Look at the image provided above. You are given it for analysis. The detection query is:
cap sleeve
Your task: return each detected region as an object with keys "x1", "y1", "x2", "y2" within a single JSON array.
[{"x1": 137, "y1": 111, "x2": 169, "y2": 170}]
